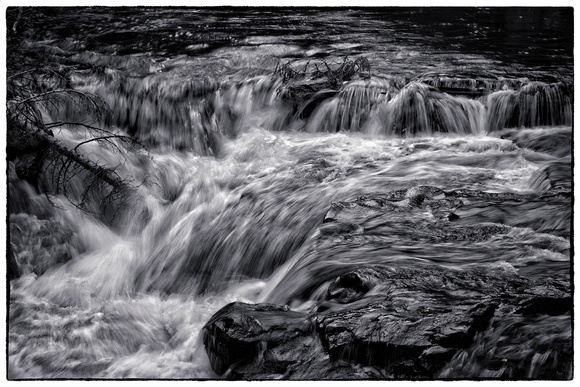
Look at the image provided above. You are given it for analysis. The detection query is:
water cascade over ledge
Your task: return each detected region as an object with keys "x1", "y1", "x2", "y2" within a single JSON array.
[{"x1": 6, "y1": 7, "x2": 573, "y2": 380}]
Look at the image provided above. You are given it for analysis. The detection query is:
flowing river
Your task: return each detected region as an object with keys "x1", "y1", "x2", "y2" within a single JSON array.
[{"x1": 6, "y1": 7, "x2": 573, "y2": 379}]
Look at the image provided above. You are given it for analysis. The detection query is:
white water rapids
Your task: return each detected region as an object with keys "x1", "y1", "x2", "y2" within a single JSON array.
[
  {"x1": 8, "y1": 125, "x2": 570, "y2": 378},
  {"x1": 6, "y1": 7, "x2": 573, "y2": 379}
]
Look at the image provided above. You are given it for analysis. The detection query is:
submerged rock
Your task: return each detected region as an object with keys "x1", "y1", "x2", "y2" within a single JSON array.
[
  {"x1": 529, "y1": 159, "x2": 572, "y2": 192},
  {"x1": 499, "y1": 127, "x2": 572, "y2": 158},
  {"x1": 203, "y1": 186, "x2": 571, "y2": 379},
  {"x1": 204, "y1": 266, "x2": 570, "y2": 379}
]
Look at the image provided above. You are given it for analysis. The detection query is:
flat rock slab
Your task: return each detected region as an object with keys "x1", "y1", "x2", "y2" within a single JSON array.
[
  {"x1": 265, "y1": 186, "x2": 570, "y2": 304},
  {"x1": 203, "y1": 267, "x2": 570, "y2": 379},
  {"x1": 203, "y1": 186, "x2": 571, "y2": 379}
]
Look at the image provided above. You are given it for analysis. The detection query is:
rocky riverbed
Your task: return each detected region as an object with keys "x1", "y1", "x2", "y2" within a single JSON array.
[{"x1": 203, "y1": 186, "x2": 572, "y2": 379}]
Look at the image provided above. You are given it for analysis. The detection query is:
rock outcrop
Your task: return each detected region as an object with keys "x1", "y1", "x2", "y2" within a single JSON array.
[
  {"x1": 203, "y1": 266, "x2": 571, "y2": 379},
  {"x1": 203, "y1": 186, "x2": 572, "y2": 380}
]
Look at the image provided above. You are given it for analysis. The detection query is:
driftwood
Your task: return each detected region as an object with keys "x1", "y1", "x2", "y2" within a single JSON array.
[{"x1": 7, "y1": 77, "x2": 141, "y2": 220}]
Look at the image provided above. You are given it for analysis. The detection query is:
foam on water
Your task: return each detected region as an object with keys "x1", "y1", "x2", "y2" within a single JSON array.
[
  {"x1": 8, "y1": 7, "x2": 573, "y2": 379},
  {"x1": 11, "y1": 178, "x2": 567, "y2": 377},
  {"x1": 10, "y1": 113, "x2": 570, "y2": 378}
]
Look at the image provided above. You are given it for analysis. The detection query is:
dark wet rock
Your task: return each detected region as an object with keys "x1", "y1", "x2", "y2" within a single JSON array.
[
  {"x1": 451, "y1": 311, "x2": 573, "y2": 379},
  {"x1": 515, "y1": 296, "x2": 572, "y2": 316},
  {"x1": 440, "y1": 188, "x2": 570, "y2": 238},
  {"x1": 323, "y1": 186, "x2": 569, "y2": 242},
  {"x1": 529, "y1": 159, "x2": 572, "y2": 192},
  {"x1": 204, "y1": 186, "x2": 571, "y2": 379},
  {"x1": 499, "y1": 127, "x2": 572, "y2": 158},
  {"x1": 327, "y1": 268, "x2": 388, "y2": 303},
  {"x1": 316, "y1": 296, "x2": 496, "y2": 377},
  {"x1": 203, "y1": 298, "x2": 475, "y2": 379},
  {"x1": 204, "y1": 266, "x2": 571, "y2": 379},
  {"x1": 264, "y1": 185, "x2": 569, "y2": 306},
  {"x1": 448, "y1": 199, "x2": 570, "y2": 238},
  {"x1": 278, "y1": 78, "x2": 334, "y2": 114},
  {"x1": 202, "y1": 302, "x2": 346, "y2": 379},
  {"x1": 296, "y1": 157, "x2": 346, "y2": 184},
  {"x1": 318, "y1": 303, "x2": 494, "y2": 378}
]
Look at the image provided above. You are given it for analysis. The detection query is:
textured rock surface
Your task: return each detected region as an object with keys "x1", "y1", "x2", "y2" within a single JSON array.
[
  {"x1": 202, "y1": 302, "x2": 338, "y2": 379},
  {"x1": 203, "y1": 267, "x2": 570, "y2": 379},
  {"x1": 263, "y1": 186, "x2": 570, "y2": 304},
  {"x1": 528, "y1": 159, "x2": 572, "y2": 192},
  {"x1": 203, "y1": 186, "x2": 571, "y2": 379},
  {"x1": 499, "y1": 127, "x2": 572, "y2": 158}
]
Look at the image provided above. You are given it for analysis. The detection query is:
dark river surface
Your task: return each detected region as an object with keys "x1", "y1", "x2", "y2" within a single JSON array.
[{"x1": 7, "y1": 7, "x2": 573, "y2": 379}]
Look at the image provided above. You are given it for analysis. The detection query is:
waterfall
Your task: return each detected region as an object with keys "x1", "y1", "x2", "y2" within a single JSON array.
[
  {"x1": 72, "y1": 71, "x2": 572, "y2": 146},
  {"x1": 305, "y1": 78, "x2": 396, "y2": 133},
  {"x1": 484, "y1": 81, "x2": 573, "y2": 132},
  {"x1": 7, "y1": 6, "x2": 572, "y2": 380}
]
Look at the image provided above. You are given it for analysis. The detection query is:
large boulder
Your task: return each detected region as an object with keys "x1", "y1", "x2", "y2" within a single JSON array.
[
  {"x1": 202, "y1": 302, "x2": 359, "y2": 379},
  {"x1": 203, "y1": 186, "x2": 572, "y2": 379},
  {"x1": 203, "y1": 266, "x2": 570, "y2": 379}
]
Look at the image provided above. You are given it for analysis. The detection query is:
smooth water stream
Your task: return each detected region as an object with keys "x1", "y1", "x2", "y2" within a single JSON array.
[{"x1": 7, "y1": 7, "x2": 573, "y2": 379}]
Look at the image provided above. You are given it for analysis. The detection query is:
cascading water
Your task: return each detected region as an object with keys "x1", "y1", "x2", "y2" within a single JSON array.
[{"x1": 7, "y1": 7, "x2": 573, "y2": 379}]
